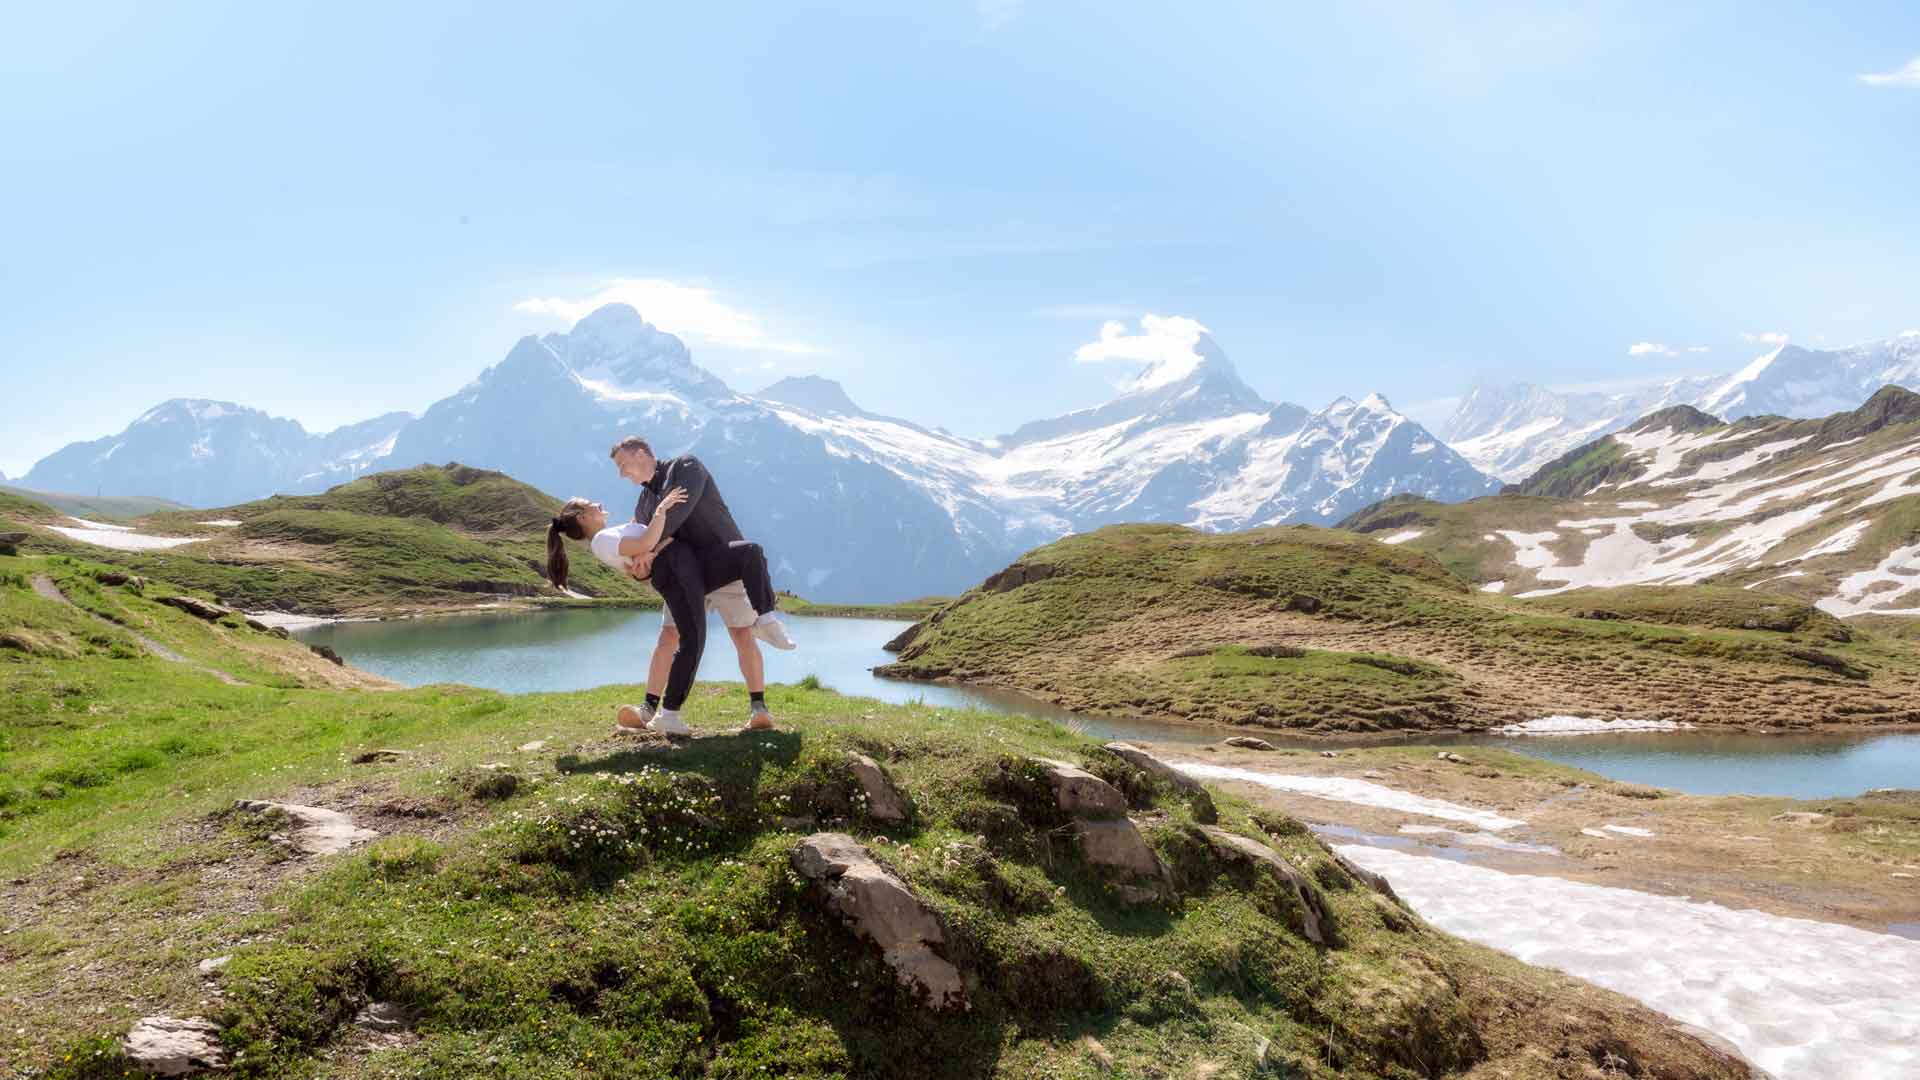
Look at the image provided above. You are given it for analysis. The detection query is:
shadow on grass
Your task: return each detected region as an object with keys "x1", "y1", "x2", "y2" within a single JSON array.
[{"x1": 557, "y1": 729, "x2": 805, "y2": 782}]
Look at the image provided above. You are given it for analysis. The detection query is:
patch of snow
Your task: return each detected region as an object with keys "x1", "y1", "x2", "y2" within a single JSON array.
[
  {"x1": 1336, "y1": 845, "x2": 1920, "y2": 1079},
  {"x1": 1611, "y1": 425, "x2": 1730, "y2": 486},
  {"x1": 1647, "y1": 435, "x2": 1813, "y2": 488},
  {"x1": 1801, "y1": 520, "x2": 1871, "y2": 560},
  {"x1": 1817, "y1": 541, "x2": 1920, "y2": 617},
  {"x1": 47, "y1": 525, "x2": 200, "y2": 551},
  {"x1": 1174, "y1": 762, "x2": 1525, "y2": 831},
  {"x1": 198, "y1": 519, "x2": 243, "y2": 528},
  {"x1": 1379, "y1": 529, "x2": 1424, "y2": 545},
  {"x1": 1580, "y1": 827, "x2": 1608, "y2": 838},
  {"x1": 1397, "y1": 824, "x2": 1558, "y2": 854},
  {"x1": 242, "y1": 611, "x2": 342, "y2": 630},
  {"x1": 1744, "y1": 570, "x2": 1808, "y2": 591},
  {"x1": 1479, "y1": 580, "x2": 1506, "y2": 594},
  {"x1": 1615, "y1": 500, "x2": 1659, "y2": 509},
  {"x1": 1601, "y1": 824, "x2": 1656, "y2": 837},
  {"x1": 1496, "y1": 716, "x2": 1689, "y2": 736},
  {"x1": 66, "y1": 517, "x2": 132, "y2": 532}
]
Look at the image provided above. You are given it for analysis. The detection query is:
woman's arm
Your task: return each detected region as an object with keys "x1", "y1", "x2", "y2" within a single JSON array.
[{"x1": 617, "y1": 487, "x2": 688, "y2": 557}]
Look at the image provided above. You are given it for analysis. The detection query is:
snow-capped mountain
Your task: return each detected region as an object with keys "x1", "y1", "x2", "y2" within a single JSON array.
[
  {"x1": 24, "y1": 305, "x2": 1496, "y2": 600},
  {"x1": 1353, "y1": 386, "x2": 1920, "y2": 618},
  {"x1": 21, "y1": 400, "x2": 412, "y2": 508},
  {"x1": 1443, "y1": 332, "x2": 1920, "y2": 482}
]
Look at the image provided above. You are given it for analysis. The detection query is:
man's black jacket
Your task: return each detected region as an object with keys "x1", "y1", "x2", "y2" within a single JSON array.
[{"x1": 633, "y1": 454, "x2": 745, "y2": 549}]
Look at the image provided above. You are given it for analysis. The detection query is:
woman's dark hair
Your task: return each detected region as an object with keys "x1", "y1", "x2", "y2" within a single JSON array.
[{"x1": 545, "y1": 498, "x2": 596, "y2": 590}]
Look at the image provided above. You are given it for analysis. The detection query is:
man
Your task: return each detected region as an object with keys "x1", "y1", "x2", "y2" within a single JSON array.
[{"x1": 608, "y1": 436, "x2": 795, "y2": 735}]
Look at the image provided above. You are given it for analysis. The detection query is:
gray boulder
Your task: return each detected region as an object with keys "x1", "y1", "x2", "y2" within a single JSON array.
[
  {"x1": 1200, "y1": 826, "x2": 1330, "y2": 945},
  {"x1": 232, "y1": 800, "x2": 376, "y2": 856},
  {"x1": 123, "y1": 1016, "x2": 225, "y2": 1076},
  {"x1": 792, "y1": 833, "x2": 966, "y2": 1011},
  {"x1": 846, "y1": 752, "x2": 910, "y2": 824}
]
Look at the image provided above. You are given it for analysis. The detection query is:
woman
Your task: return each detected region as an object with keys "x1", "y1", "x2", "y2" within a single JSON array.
[{"x1": 542, "y1": 489, "x2": 687, "y2": 597}]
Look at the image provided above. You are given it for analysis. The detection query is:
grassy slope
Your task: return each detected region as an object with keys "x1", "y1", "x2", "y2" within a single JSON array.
[
  {"x1": 778, "y1": 593, "x2": 953, "y2": 620},
  {"x1": 6, "y1": 465, "x2": 658, "y2": 617},
  {"x1": 0, "y1": 554, "x2": 1747, "y2": 1079},
  {"x1": 879, "y1": 524, "x2": 1920, "y2": 732},
  {"x1": 0, "y1": 484, "x2": 187, "y2": 522}
]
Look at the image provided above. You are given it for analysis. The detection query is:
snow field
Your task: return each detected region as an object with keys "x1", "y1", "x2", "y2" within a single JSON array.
[
  {"x1": 1496, "y1": 716, "x2": 1689, "y2": 735},
  {"x1": 1172, "y1": 762, "x2": 1526, "y2": 831},
  {"x1": 47, "y1": 518, "x2": 201, "y2": 551},
  {"x1": 1338, "y1": 845, "x2": 1920, "y2": 1079}
]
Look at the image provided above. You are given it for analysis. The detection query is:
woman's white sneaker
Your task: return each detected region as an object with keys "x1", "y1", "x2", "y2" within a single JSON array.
[
  {"x1": 752, "y1": 613, "x2": 797, "y2": 650},
  {"x1": 648, "y1": 710, "x2": 692, "y2": 736}
]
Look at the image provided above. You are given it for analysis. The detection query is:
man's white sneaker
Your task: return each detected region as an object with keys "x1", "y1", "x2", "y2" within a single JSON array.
[
  {"x1": 648, "y1": 710, "x2": 692, "y2": 737},
  {"x1": 752, "y1": 613, "x2": 797, "y2": 651}
]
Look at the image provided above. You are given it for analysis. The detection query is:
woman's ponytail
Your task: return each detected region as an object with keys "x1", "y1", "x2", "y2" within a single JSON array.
[{"x1": 545, "y1": 519, "x2": 570, "y2": 590}]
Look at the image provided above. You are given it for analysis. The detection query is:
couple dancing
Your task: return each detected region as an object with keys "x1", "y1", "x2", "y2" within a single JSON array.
[{"x1": 544, "y1": 436, "x2": 797, "y2": 737}]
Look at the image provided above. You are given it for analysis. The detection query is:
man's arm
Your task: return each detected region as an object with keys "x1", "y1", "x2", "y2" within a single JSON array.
[{"x1": 656, "y1": 456, "x2": 710, "y2": 538}]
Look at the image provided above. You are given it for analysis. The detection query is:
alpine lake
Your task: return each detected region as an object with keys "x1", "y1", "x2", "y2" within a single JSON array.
[{"x1": 297, "y1": 607, "x2": 1920, "y2": 800}]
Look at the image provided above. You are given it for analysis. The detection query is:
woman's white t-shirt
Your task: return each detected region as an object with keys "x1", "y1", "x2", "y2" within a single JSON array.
[{"x1": 589, "y1": 521, "x2": 651, "y2": 571}]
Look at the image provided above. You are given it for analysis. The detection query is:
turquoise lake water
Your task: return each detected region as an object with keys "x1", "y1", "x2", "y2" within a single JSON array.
[{"x1": 298, "y1": 608, "x2": 1920, "y2": 799}]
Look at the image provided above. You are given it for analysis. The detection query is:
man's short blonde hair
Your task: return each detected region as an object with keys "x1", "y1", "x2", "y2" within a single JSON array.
[{"x1": 609, "y1": 436, "x2": 652, "y2": 460}]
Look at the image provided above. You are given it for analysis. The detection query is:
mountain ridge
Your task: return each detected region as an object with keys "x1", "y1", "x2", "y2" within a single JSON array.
[
  {"x1": 1444, "y1": 333, "x2": 1920, "y2": 482},
  {"x1": 23, "y1": 305, "x2": 1495, "y2": 600}
]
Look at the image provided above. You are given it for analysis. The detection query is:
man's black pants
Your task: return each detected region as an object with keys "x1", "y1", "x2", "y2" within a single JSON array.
[{"x1": 652, "y1": 542, "x2": 709, "y2": 711}]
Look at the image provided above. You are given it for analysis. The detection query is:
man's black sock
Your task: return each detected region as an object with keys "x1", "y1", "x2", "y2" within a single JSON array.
[
  {"x1": 644, "y1": 693, "x2": 661, "y2": 710},
  {"x1": 749, "y1": 691, "x2": 766, "y2": 705}
]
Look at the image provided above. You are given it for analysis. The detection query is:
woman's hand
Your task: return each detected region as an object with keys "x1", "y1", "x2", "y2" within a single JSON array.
[{"x1": 657, "y1": 486, "x2": 689, "y2": 513}]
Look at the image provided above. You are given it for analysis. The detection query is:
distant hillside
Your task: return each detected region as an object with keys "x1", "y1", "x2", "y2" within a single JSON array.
[
  {"x1": 8, "y1": 464, "x2": 657, "y2": 617},
  {"x1": 878, "y1": 524, "x2": 1920, "y2": 732},
  {"x1": 1345, "y1": 386, "x2": 1920, "y2": 619},
  {"x1": 0, "y1": 484, "x2": 186, "y2": 522}
]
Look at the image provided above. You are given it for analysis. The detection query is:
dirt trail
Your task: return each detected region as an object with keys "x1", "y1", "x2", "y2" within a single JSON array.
[{"x1": 30, "y1": 573, "x2": 244, "y2": 686}]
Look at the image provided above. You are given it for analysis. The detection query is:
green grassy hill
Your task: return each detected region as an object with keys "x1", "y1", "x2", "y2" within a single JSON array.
[
  {"x1": 878, "y1": 524, "x2": 1920, "y2": 732},
  {"x1": 2, "y1": 464, "x2": 657, "y2": 617},
  {"x1": 0, "y1": 484, "x2": 188, "y2": 522},
  {"x1": 0, "y1": 551, "x2": 1752, "y2": 1079}
]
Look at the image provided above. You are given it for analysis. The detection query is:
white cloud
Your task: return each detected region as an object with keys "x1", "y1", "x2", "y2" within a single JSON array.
[
  {"x1": 1628, "y1": 342, "x2": 1676, "y2": 358},
  {"x1": 1860, "y1": 56, "x2": 1920, "y2": 87},
  {"x1": 514, "y1": 277, "x2": 821, "y2": 354},
  {"x1": 1743, "y1": 331, "x2": 1790, "y2": 347},
  {"x1": 1074, "y1": 314, "x2": 1211, "y2": 393},
  {"x1": 976, "y1": 0, "x2": 1020, "y2": 30}
]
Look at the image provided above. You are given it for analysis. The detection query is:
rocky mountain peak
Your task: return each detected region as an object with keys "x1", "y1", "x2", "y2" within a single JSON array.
[
  {"x1": 756, "y1": 375, "x2": 865, "y2": 417},
  {"x1": 552, "y1": 304, "x2": 730, "y2": 401},
  {"x1": 1624, "y1": 404, "x2": 1724, "y2": 436}
]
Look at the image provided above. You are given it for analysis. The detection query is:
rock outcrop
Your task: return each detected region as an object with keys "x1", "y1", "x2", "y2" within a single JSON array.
[
  {"x1": 847, "y1": 752, "x2": 910, "y2": 824},
  {"x1": 1034, "y1": 758, "x2": 1168, "y2": 889},
  {"x1": 1199, "y1": 826, "x2": 1330, "y2": 945},
  {"x1": 1224, "y1": 736, "x2": 1277, "y2": 751},
  {"x1": 232, "y1": 800, "x2": 377, "y2": 856},
  {"x1": 156, "y1": 595, "x2": 234, "y2": 621},
  {"x1": 123, "y1": 1016, "x2": 226, "y2": 1076},
  {"x1": 791, "y1": 833, "x2": 966, "y2": 1011},
  {"x1": 1036, "y1": 759, "x2": 1127, "y2": 817},
  {"x1": 1103, "y1": 742, "x2": 1217, "y2": 822}
]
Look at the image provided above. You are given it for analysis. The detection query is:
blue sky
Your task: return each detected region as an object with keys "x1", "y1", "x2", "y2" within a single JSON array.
[{"x1": 4, "y1": 1, "x2": 1918, "y2": 476}]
